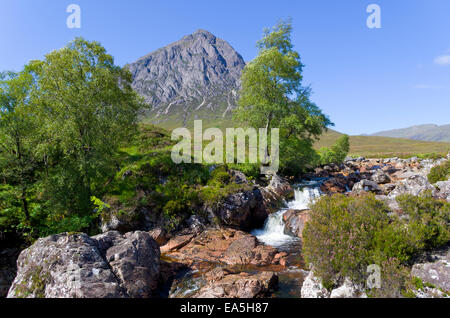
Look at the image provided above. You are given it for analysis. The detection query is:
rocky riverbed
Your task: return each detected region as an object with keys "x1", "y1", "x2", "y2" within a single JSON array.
[{"x1": 2, "y1": 154, "x2": 449, "y2": 298}]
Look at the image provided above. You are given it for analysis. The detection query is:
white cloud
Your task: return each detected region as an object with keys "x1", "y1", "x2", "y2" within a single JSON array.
[{"x1": 434, "y1": 54, "x2": 450, "y2": 66}]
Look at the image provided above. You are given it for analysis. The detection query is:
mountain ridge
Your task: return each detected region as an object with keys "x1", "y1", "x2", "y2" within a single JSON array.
[
  {"x1": 127, "y1": 29, "x2": 246, "y2": 128},
  {"x1": 370, "y1": 124, "x2": 450, "y2": 143}
]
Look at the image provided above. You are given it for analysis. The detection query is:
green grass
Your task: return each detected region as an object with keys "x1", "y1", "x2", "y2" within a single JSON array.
[{"x1": 315, "y1": 129, "x2": 450, "y2": 158}]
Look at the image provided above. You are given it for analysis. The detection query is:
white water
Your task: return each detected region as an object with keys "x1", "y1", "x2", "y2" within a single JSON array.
[{"x1": 251, "y1": 181, "x2": 322, "y2": 248}]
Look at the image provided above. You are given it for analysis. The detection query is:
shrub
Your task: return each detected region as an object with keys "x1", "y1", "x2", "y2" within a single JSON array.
[
  {"x1": 303, "y1": 193, "x2": 450, "y2": 295},
  {"x1": 427, "y1": 161, "x2": 450, "y2": 184},
  {"x1": 318, "y1": 135, "x2": 350, "y2": 166}
]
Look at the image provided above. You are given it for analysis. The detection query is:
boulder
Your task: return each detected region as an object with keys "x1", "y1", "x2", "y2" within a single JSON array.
[
  {"x1": 267, "y1": 174, "x2": 294, "y2": 199},
  {"x1": 371, "y1": 169, "x2": 391, "y2": 184},
  {"x1": 330, "y1": 278, "x2": 367, "y2": 298},
  {"x1": 165, "y1": 229, "x2": 281, "y2": 268},
  {"x1": 148, "y1": 227, "x2": 168, "y2": 246},
  {"x1": 193, "y1": 268, "x2": 278, "y2": 298},
  {"x1": 300, "y1": 271, "x2": 330, "y2": 298},
  {"x1": 283, "y1": 209, "x2": 311, "y2": 238},
  {"x1": 7, "y1": 231, "x2": 160, "y2": 298},
  {"x1": 352, "y1": 179, "x2": 381, "y2": 194},
  {"x1": 411, "y1": 247, "x2": 450, "y2": 293},
  {"x1": 388, "y1": 175, "x2": 435, "y2": 198},
  {"x1": 208, "y1": 187, "x2": 267, "y2": 231},
  {"x1": 434, "y1": 181, "x2": 450, "y2": 202}
]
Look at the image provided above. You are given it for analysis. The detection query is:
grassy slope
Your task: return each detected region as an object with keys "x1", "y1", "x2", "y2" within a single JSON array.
[{"x1": 316, "y1": 129, "x2": 450, "y2": 158}]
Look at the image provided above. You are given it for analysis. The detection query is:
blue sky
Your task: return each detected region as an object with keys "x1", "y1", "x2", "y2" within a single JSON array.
[{"x1": 1, "y1": 0, "x2": 449, "y2": 135}]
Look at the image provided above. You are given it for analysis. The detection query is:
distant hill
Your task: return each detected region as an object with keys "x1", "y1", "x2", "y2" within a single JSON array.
[
  {"x1": 127, "y1": 29, "x2": 245, "y2": 129},
  {"x1": 316, "y1": 129, "x2": 450, "y2": 158},
  {"x1": 370, "y1": 124, "x2": 450, "y2": 143}
]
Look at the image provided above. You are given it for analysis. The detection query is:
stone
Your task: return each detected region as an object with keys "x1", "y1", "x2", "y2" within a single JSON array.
[
  {"x1": 148, "y1": 227, "x2": 168, "y2": 246},
  {"x1": 330, "y1": 278, "x2": 367, "y2": 298},
  {"x1": 283, "y1": 209, "x2": 311, "y2": 238},
  {"x1": 434, "y1": 181, "x2": 450, "y2": 202},
  {"x1": 300, "y1": 271, "x2": 330, "y2": 298},
  {"x1": 160, "y1": 234, "x2": 196, "y2": 254},
  {"x1": 352, "y1": 179, "x2": 381, "y2": 194},
  {"x1": 7, "y1": 231, "x2": 160, "y2": 298},
  {"x1": 411, "y1": 248, "x2": 450, "y2": 293},
  {"x1": 193, "y1": 269, "x2": 278, "y2": 298},
  {"x1": 371, "y1": 169, "x2": 391, "y2": 184},
  {"x1": 388, "y1": 175, "x2": 435, "y2": 198}
]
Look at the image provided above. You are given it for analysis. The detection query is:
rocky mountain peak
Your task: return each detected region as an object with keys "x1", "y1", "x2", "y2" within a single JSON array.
[{"x1": 128, "y1": 30, "x2": 246, "y2": 128}]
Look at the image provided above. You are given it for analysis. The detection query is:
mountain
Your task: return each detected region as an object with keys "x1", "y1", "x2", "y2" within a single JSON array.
[
  {"x1": 370, "y1": 124, "x2": 450, "y2": 143},
  {"x1": 127, "y1": 29, "x2": 246, "y2": 129}
]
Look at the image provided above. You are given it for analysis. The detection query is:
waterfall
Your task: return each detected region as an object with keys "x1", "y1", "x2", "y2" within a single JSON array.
[{"x1": 252, "y1": 180, "x2": 322, "y2": 248}]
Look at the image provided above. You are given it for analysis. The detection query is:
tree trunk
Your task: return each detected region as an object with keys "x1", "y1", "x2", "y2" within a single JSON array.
[{"x1": 21, "y1": 187, "x2": 30, "y2": 221}]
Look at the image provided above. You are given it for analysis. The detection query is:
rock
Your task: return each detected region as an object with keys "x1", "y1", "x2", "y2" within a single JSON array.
[
  {"x1": 412, "y1": 247, "x2": 450, "y2": 293},
  {"x1": 160, "y1": 234, "x2": 196, "y2": 254},
  {"x1": 94, "y1": 231, "x2": 161, "y2": 297},
  {"x1": 283, "y1": 209, "x2": 311, "y2": 238},
  {"x1": 230, "y1": 170, "x2": 248, "y2": 185},
  {"x1": 7, "y1": 231, "x2": 160, "y2": 298},
  {"x1": 148, "y1": 227, "x2": 168, "y2": 246},
  {"x1": 0, "y1": 248, "x2": 20, "y2": 298},
  {"x1": 100, "y1": 205, "x2": 146, "y2": 233},
  {"x1": 352, "y1": 179, "x2": 381, "y2": 194},
  {"x1": 300, "y1": 271, "x2": 330, "y2": 298},
  {"x1": 388, "y1": 175, "x2": 435, "y2": 198},
  {"x1": 320, "y1": 177, "x2": 349, "y2": 194},
  {"x1": 193, "y1": 268, "x2": 278, "y2": 298},
  {"x1": 208, "y1": 187, "x2": 267, "y2": 231},
  {"x1": 379, "y1": 183, "x2": 397, "y2": 195},
  {"x1": 434, "y1": 181, "x2": 450, "y2": 202},
  {"x1": 267, "y1": 174, "x2": 294, "y2": 199},
  {"x1": 166, "y1": 229, "x2": 279, "y2": 268},
  {"x1": 330, "y1": 278, "x2": 367, "y2": 298},
  {"x1": 371, "y1": 169, "x2": 391, "y2": 184}
]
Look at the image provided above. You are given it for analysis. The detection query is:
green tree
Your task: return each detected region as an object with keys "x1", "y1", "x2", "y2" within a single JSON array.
[
  {"x1": 319, "y1": 135, "x2": 350, "y2": 165},
  {"x1": 33, "y1": 38, "x2": 143, "y2": 218},
  {"x1": 234, "y1": 19, "x2": 332, "y2": 174},
  {"x1": 0, "y1": 66, "x2": 40, "y2": 222}
]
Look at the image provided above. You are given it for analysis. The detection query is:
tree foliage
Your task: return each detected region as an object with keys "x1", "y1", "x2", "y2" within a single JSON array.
[{"x1": 234, "y1": 19, "x2": 332, "y2": 175}]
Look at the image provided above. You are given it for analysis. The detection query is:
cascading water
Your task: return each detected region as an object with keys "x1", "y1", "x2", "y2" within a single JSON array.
[{"x1": 251, "y1": 180, "x2": 322, "y2": 248}]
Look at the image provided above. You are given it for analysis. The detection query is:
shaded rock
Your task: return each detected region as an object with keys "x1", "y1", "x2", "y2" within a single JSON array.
[
  {"x1": 267, "y1": 174, "x2": 294, "y2": 199},
  {"x1": 208, "y1": 187, "x2": 267, "y2": 231},
  {"x1": 300, "y1": 271, "x2": 330, "y2": 298},
  {"x1": 148, "y1": 227, "x2": 168, "y2": 246},
  {"x1": 283, "y1": 209, "x2": 311, "y2": 238},
  {"x1": 0, "y1": 248, "x2": 20, "y2": 298},
  {"x1": 193, "y1": 268, "x2": 278, "y2": 298},
  {"x1": 8, "y1": 231, "x2": 160, "y2": 298}
]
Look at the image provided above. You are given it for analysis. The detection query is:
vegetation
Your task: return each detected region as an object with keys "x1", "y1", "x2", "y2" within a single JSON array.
[
  {"x1": 427, "y1": 160, "x2": 450, "y2": 184},
  {"x1": 318, "y1": 135, "x2": 350, "y2": 165},
  {"x1": 316, "y1": 129, "x2": 450, "y2": 158},
  {"x1": 0, "y1": 38, "x2": 143, "y2": 243},
  {"x1": 234, "y1": 19, "x2": 332, "y2": 175},
  {"x1": 303, "y1": 193, "x2": 450, "y2": 295}
]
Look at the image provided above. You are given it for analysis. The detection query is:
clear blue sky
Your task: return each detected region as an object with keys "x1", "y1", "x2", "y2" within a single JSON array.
[{"x1": 1, "y1": 0, "x2": 449, "y2": 135}]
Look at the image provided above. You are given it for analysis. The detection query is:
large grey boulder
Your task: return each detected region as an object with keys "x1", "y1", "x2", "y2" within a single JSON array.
[
  {"x1": 388, "y1": 175, "x2": 435, "y2": 198},
  {"x1": 371, "y1": 169, "x2": 391, "y2": 184},
  {"x1": 7, "y1": 231, "x2": 160, "y2": 298}
]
